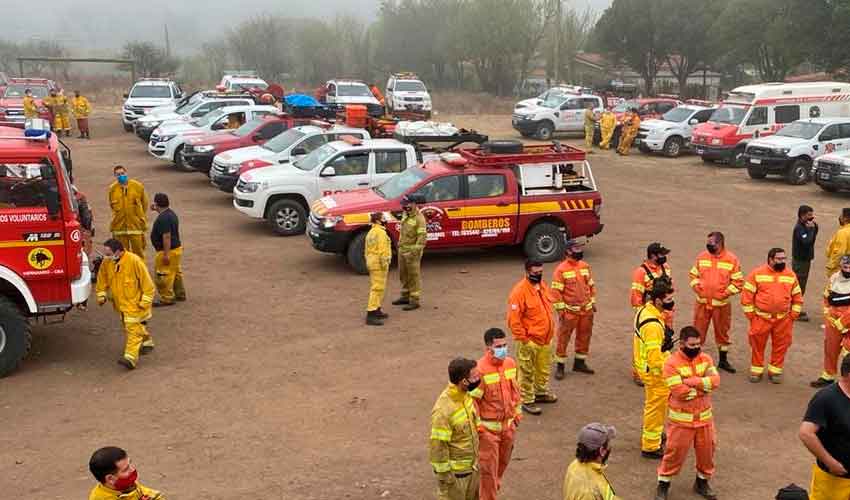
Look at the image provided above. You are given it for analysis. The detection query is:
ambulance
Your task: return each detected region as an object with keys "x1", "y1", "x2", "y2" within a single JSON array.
[{"x1": 691, "y1": 82, "x2": 850, "y2": 164}]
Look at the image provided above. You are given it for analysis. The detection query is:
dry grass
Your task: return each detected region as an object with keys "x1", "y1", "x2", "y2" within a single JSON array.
[{"x1": 431, "y1": 90, "x2": 515, "y2": 116}]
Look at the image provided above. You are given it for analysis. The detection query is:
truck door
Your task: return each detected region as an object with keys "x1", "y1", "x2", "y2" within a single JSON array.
[
  {"x1": 408, "y1": 174, "x2": 464, "y2": 248},
  {"x1": 740, "y1": 106, "x2": 769, "y2": 138},
  {"x1": 838, "y1": 123, "x2": 850, "y2": 154},
  {"x1": 559, "y1": 98, "x2": 584, "y2": 131},
  {"x1": 456, "y1": 173, "x2": 515, "y2": 245},
  {"x1": 317, "y1": 150, "x2": 371, "y2": 197},
  {"x1": 373, "y1": 150, "x2": 408, "y2": 185},
  {"x1": 818, "y1": 124, "x2": 844, "y2": 156}
]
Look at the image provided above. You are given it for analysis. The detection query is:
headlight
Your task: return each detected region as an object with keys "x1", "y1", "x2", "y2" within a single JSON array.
[
  {"x1": 238, "y1": 181, "x2": 267, "y2": 193},
  {"x1": 778, "y1": 148, "x2": 791, "y2": 155},
  {"x1": 226, "y1": 164, "x2": 240, "y2": 173},
  {"x1": 159, "y1": 134, "x2": 176, "y2": 142},
  {"x1": 194, "y1": 145, "x2": 215, "y2": 153},
  {"x1": 711, "y1": 138, "x2": 721, "y2": 145},
  {"x1": 145, "y1": 120, "x2": 162, "y2": 129},
  {"x1": 322, "y1": 215, "x2": 342, "y2": 229}
]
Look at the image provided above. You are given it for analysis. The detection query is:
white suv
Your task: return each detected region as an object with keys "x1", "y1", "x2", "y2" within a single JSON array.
[
  {"x1": 122, "y1": 79, "x2": 182, "y2": 132},
  {"x1": 512, "y1": 93, "x2": 603, "y2": 140},
  {"x1": 637, "y1": 105, "x2": 715, "y2": 157},
  {"x1": 386, "y1": 74, "x2": 432, "y2": 117},
  {"x1": 233, "y1": 138, "x2": 416, "y2": 235},
  {"x1": 219, "y1": 72, "x2": 268, "y2": 92},
  {"x1": 321, "y1": 80, "x2": 384, "y2": 117},
  {"x1": 744, "y1": 118, "x2": 850, "y2": 185},
  {"x1": 133, "y1": 93, "x2": 256, "y2": 141}
]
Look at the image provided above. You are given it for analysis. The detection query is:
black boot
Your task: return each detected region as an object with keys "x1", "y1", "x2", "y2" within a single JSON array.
[
  {"x1": 391, "y1": 296, "x2": 409, "y2": 306},
  {"x1": 718, "y1": 350, "x2": 736, "y2": 373},
  {"x1": 554, "y1": 362, "x2": 565, "y2": 380},
  {"x1": 573, "y1": 358, "x2": 595, "y2": 374},
  {"x1": 365, "y1": 311, "x2": 384, "y2": 326},
  {"x1": 374, "y1": 308, "x2": 388, "y2": 319},
  {"x1": 654, "y1": 480, "x2": 670, "y2": 500},
  {"x1": 693, "y1": 477, "x2": 717, "y2": 500},
  {"x1": 403, "y1": 300, "x2": 420, "y2": 311}
]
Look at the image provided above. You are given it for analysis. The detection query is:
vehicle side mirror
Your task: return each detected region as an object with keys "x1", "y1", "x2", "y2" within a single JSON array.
[
  {"x1": 320, "y1": 166, "x2": 336, "y2": 177},
  {"x1": 689, "y1": 118, "x2": 699, "y2": 125},
  {"x1": 252, "y1": 133, "x2": 263, "y2": 142},
  {"x1": 291, "y1": 147, "x2": 307, "y2": 157},
  {"x1": 46, "y1": 188, "x2": 60, "y2": 217},
  {"x1": 123, "y1": 93, "x2": 129, "y2": 99},
  {"x1": 535, "y1": 99, "x2": 542, "y2": 105},
  {"x1": 560, "y1": 103, "x2": 570, "y2": 110}
]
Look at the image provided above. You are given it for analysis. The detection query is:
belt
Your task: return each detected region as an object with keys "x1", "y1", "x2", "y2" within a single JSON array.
[
  {"x1": 755, "y1": 309, "x2": 787, "y2": 320},
  {"x1": 454, "y1": 472, "x2": 472, "y2": 478}
]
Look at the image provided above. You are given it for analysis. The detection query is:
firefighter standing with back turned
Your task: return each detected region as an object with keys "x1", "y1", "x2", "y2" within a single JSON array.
[
  {"x1": 393, "y1": 194, "x2": 427, "y2": 311},
  {"x1": 617, "y1": 108, "x2": 640, "y2": 155},
  {"x1": 469, "y1": 328, "x2": 521, "y2": 500},
  {"x1": 689, "y1": 231, "x2": 743, "y2": 373},
  {"x1": 741, "y1": 247, "x2": 804, "y2": 384},
  {"x1": 109, "y1": 165, "x2": 149, "y2": 260},
  {"x1": 825, "y1": 208, "x2": 850, "y2": 278},
  {"x1": 631, "y1": 242, "x2": 673, "y2": 386},
  {"x1": 655, "y1": 326, "x2": 720, "y2": 500},
  {"x1": 365, "y1": 211, "x2": 391, "y2": 326},
  {"x1": 551, "y1": 239, "x2": 596, "y2": 379},
  {"x1": 811, "y1": 255, "x2": 850, "y2": 388},
  {"x1": 635, "y1": 281, "x2": 676, "y2": 460}
]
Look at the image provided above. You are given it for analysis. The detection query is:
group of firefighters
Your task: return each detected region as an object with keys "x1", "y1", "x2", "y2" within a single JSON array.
[
  {"x1": 22, "y1": 87, "x2": 92, "y2": 138},
  {"x1": 426, "y1": 205, "x2": 850, "y2": 500},
  {"x1": 583, "y1": 101, "x2": 642, "y2": 155}
]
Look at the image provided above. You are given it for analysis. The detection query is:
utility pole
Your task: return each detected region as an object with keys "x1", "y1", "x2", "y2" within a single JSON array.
[
  {"x1": 164, "y1": 24, "x2": 171, "y2": 58},
  {"x1": 553, "y1": 0, "x2": 562, "y2": 85}
]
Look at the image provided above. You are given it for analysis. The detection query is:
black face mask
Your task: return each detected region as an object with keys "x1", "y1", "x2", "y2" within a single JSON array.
[
  {"x1": 466, "y1": 379, "x2": 480, "y2": 392},
  {"x1": 571, "y1": 251, "x2": 584, "y2": 261},
  {"x1": 662, "y1": 300, "x2": 675, "y2": 311},
  {"x1": 683, "y1": 346, "x2": 701, "y2": 359},
  {"x1": 656, "y1": 255, "x2": 667, "y2": 265},
  {"x1": 527, "y1": 273, "x2": 543, "y2": 284},
  {"x1": 706, "y1": 244, "x2": 718, "y2": 254},
  {"x1": 773, "y1": 262, "x2": 786, "y2": 272},
  {"x1": 601, "y1": 449, "x2": 612, "y2": 465},
  {"x1": 842, "y1": 271, "x2": 850, "y2": 279}
]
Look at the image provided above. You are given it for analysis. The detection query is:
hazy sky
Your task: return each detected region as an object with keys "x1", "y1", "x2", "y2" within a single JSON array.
[{"x1": 4, "y1": 0, "x2": 612, "y2": 54}]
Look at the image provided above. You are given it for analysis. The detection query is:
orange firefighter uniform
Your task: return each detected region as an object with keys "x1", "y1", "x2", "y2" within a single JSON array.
[
  {"x1": 617, "y1": 112, "x2": 640, "y2": 155},
  {"x1": 508, "y1": 277, "x2": 556, "y2": 405},
  {"x1": 95, "y1": 251, "x2": 155, "y2": 367},
  {"x1": 365, "y1": 222, "x2": 392, "y2": 312},
  {"x1": 88, "y1": 481, "x2": 163, "y2": 500},
  {"x1": 689, "y1": 249, "x2": 743, "y2": 351},
  {"x1": 658, "y1": 349, "x2": 720, "y2": 483},
  {"x1": 819, "y1": 272, "x2": 850, "y2": 382},
  {"x1": 470, "y1": 351, "x2": 521, "y2": 500},
  {"x1": 825, "y1": 223, "x2": 850, "y2": 278},
  {"x1": 741, "y1": 264, "x2": 804, "y2": 378},
  {"x1": 370, "y1": 85, "x2": 386, "y2": 107},
  {"x1": 550, "y1": 257, "x2": 596, "y2": 364},
  {"x1": 430, "y1": 383, "x2": 480, "y2": 500},
  {"x1": 599, "y1": 110, "x2": 616, "y2": 150},
  {"x1": 23, "y1": 95, "x2": 39, "y2": 119},
  {"x1": 72, "y1": 94, "x2": 92, "y2": 138},
  {"x1": 631, "y1": 260, "x2": 673, "y2": 381},
  {"x1": 109, "y1": 179, "x2": 149, "y2": 259},
  {"x1": 634, "y1": 303, "x2": 670, "y2": 452}
]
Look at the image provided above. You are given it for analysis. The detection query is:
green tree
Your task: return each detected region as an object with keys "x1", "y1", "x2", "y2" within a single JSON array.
[
  {"x1": 226, "y1": 16, "x2": 294, "y2": 81},
  {"x1": 658, "y1": 0, "x2": 727, "y2": 95},
  {"x1": 801, "y1": 0, "x2": 850, "y2": 77}
]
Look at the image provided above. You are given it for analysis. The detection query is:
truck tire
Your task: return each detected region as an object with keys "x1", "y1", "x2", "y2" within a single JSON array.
[
  {"x1": 536, "y1": 122, "x2": 554, "y2": 141},
  {"x1": 701, "y1": 156, "x2": 713, "y2": 164},
  {"x1": 267, "y1": 198, "x2": 307, "y2": 236},
  {"x1": 0, "y1": 297, "x2": 32, "y2": 378},
  {"x1": 346, "y1": 232, "x2": 369, "y2": 275},
  {"x1": 786, "y1": 159, "x2": 811, "y2": 185},
  {"x1": 523, "y1": 222, "x2": 566, "y2": 263},
  {"x1": 173, "y1": 145, "x2": 190, "y2": 172},
  {"x1": 482, "y1": 140, "x2": 523, "y2": 154},
  {"x1": 663, "y1": 136, "x2": 683, "y2": 157},
  {"x1": 820, "y1": 184, "x2": 839, "y2": 193},
  {"x1": 747, "y1": 165, "x2": 767, "y2": 179},
  {"x1": 123, "y1": 123, "x2": 133, "y2": 133}
]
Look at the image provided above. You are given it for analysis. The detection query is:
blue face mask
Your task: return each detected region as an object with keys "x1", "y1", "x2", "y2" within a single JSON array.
[
  {"x1": 493, "y1": 346, "x2": 508, "y2": 360},
  {"x1": 117, "y1": 174, "x2": 128, "y2": 184}
]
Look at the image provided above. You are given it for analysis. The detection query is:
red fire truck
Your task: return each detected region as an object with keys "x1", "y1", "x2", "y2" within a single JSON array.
[
  {"x1": 308, "y1": 140, "x2": 604, "y2": 273},
  {"x1": 0, "y1": 120, "x2": 91, "y2": 377},
  {"x1": 0, "y1": 77, "x2": 57, "y2": 128}
]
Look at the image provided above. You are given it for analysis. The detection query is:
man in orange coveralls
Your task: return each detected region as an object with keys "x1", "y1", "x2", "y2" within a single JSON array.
[
  {"x1": 470, "y1": 328, "x2": 521, "y2": 500},
  {"x1": 741, "y1": 247, "x2": 804, "y2": 384},
  {"x1": 551, "y1": 239, "x2": 596, "y2": 379},
  {"x1": 654, "y1": 326, "x2": 720, "y2": 500},
  {"x1": 689, "y1": 231, "x2": 743, "y2": 373},
  {"x1": 631, "y1": 242, "x2": 673, "y2": 385},
  {"x1": 812, "y1": 255, "x2": 850, "y2": 388}
]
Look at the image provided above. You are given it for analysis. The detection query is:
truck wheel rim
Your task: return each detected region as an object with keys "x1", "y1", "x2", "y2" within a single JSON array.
[
  {"x1": 537, "y1": 235, "x2": 555, "y2": 254},
  {"x1": 0, "y1": 326, "x2": 6, "y2": 354},
  {"x1": 276, "y1": 208, "x2": 300, "y2": 230},
  {"x1": 669, "y1": 142, "x2": 680, "y2": 155}
]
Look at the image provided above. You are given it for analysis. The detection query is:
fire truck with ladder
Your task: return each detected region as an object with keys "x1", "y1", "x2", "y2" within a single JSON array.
[{"x1": 0, "y1": 120, "x2": 91, "y2": 377}]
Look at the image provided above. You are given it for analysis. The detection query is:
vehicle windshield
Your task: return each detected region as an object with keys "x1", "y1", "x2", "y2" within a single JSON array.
[
  {"x1": 174, "y1": 93, "x2": 202, "y2": 114},
  {"x1": 292, "y1": 143, "x2": 339, "y2": 171},
  {"x1": 776, "y1": 121, "x2": 823, "y2": 139},
  {"x1": 263, "y1": 128, "x2": 305, "y2": 153},
  {"x1": 232, "y1": 81, "x2": 268, "y2": 91},
  {"x1": 662, "y1": 107, "x2": 696, "y2": 122},
  {"x1": 396, "y1": 81, "x2": 426, "y2": 92},
  {"x1": 233, "y1": 119, "x2": 265, "y2": 137},
  {"x1": 337, "y1": 84, "x2": 373, "y2": 97},
  {"x1": 374, "y1": 167, "x2": 429, "y2": 199},
  {"x1": 193, "y1": 109, "x2": 226, "y2": 127},
  {"x1": 4, "y1": 84, "x2": 49, "y2": 98},
  {"x1": 709, "y1": 105, "x2": 747, "y2": 125},
  {"x1": 130, "y1": 85, "x2": 172, "y2": 99},
  {"x1": 540, "y1": 94, "x2": 569, "y2": 109},
  {"x1": 613, "y1": 100, "x2": 637, "y2": 112}
]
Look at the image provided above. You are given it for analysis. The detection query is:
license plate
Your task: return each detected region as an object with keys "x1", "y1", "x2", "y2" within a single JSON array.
[
  {"x1": 634, "y1": 139, "x2": 642, "y2": 145},
  {"x1": 750, "y1": 158, "x2": 762, "y2": 165},
  {"x1": 696, "y1": 148, "x2": 704, "y2": 155},
  {"x1": 820, "y1": 172, "x2": 831, "y2": 180}
]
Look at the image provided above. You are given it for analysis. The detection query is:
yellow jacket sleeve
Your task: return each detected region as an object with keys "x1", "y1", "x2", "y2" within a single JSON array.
[
  {"x1": 827, "y1": 230, "x2": 850, "y2": 275},
  {"x1": 645, "y1": 322, "x2": 666, "y2": 376},
  {"x1": 136, "y1": 257, "x2": 156, "y2": 308},
  {"x1": 413, "y1": 213, "x2": 427, "y2": 251},
  {"x1": 429, "y1": 407, "x2": 453, "y2": 479},
  {"x1": 95, "y1": 261, "x2": 112, "y2": 301}
]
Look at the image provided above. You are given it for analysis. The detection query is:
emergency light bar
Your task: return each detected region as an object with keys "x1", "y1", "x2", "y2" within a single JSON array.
[{"x1": 24, "y1": 119, "x2": 51, "y2": 140}]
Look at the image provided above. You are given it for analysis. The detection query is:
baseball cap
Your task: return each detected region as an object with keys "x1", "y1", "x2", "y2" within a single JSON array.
[
  {"x1": 647, "y1": 242, "x2": 670, "y2": 256},
  {"x1": 841, "y1": 255, "x2": 850, "y2": 266},
  {"x1": 577, "y1": 422, "x2": 616, "y2": 449},
  {"x1": 775, "y1": 484, "x2": 808, "y2": 500}
]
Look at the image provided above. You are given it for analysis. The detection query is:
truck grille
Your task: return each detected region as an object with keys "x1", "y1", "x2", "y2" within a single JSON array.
[
  {"x1": 211, "y1": 161, "x2": 229, "y2": 177},
  {"x1": 405, "y1": 96, "x2": 424, "y2": 102},
  {"x1": 235, "y1": 179, "x2": 248, "y2": 191},
  {"x1": 183, "y1": 144, "x2": 194, "y2": 154},
  {"x1": 819, "y1": 161, "x2": 844, "y2": 175},
  {"x1": 127, "y1": 105, "x2": 154, "y2": 114},
  {"x1": 747, "y1": 146, "x2": 774, "y2": 157},
  {"x1": 309, "y1": 212, "x2": 323, "y2": 227},
  {"x1": 6, "y1": 108, "x2": 23, "y2": 116}
]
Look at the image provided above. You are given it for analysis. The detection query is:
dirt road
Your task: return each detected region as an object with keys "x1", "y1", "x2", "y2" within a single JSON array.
[{"x1": 1, "y1": 112, "x2": 844, "y2": 499}]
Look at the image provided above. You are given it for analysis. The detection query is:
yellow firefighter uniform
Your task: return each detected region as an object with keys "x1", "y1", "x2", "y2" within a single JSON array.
[
  {"x1": 599, "y1": 111, "x2": 616, "y2": 150},
  {"x1": 109, "y1": 179, "x2": 149, "y2": 259},
  {"x1": 72, "y1": 95, "x2": 92, "y2": 117},
  {"x1": 825, "y1": 223, "x2": 850, "y2": 278},
  {"x1": 634, "y1": 303, "x2": 670, "y2": 453},
  {"x1": 23, "y1": 95, "x2": 39, "y2": 119},
  {"x1": 584, "y1": 108, "x2": 598, "y2": 151},
  {"x1": 365, "y1": 222, "x2": 392, "y2": 312},
  {"x1": 95, "y1": 250, "x2": 155, "y2": 367},
  {"x1": 89, "y1": 482, "x2": 164, "y2": 500},
  {"x1": 45, "y1": 93, "x2": 71, "y2": 133},
  {"x1": 154, "y1": 247, "x2": 184, "y2": 304},
  {"x1": 430, "y1": 383, "x2": 480, "y2": 500},
  {"x1": 398, "y1": 207, "x2": 427, "y2": 305},
  {"x1": 562, "y1": 459, "x2": 620, "y2": 500}
]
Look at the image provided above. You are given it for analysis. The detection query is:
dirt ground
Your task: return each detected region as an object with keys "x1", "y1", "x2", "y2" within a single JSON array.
[{"x1": 1, "y1": 109, "x2": 845, "y2": 500}]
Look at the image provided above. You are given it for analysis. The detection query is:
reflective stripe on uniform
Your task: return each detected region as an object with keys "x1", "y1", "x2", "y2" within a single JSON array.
[
  {"x1": 751, "y1": 365, "x2": 765, "y2": 374},
  {"x1": 431, "y1": 461, "x2": 451, "y2": 473},
  {"x1": 689, "y1": 278, "x2": 700, "y2": 287},
  {"x1": 665, "y1": 374, "x2": 683, "y2": 387},
  {"x1": 695, "y1": 362, "x2": 708, "y2": 375},
  {"x1": 768, "y1": 364, "x2": 783, "y2": 374},
  {"x1": 726, "y1": 284, "x2": 740, "y2": 295},
  {"x1": 431, "y1": 427, "x2": 452, "y2": 441},
  {"x1": 632, "y1": 283, "x2": 646, "y2": 292},
  {"x1": 778, "y1": 276, "x2": 795, "y2": 284},
  {"x1": 792, "y1": 286, "x2": 802, "y2": 295},
  {"x1": 551, "y1": 281, "x2": 565, "y2": 290},
  {"x1": 731, "y1": 271, "x2": 744, "y2": 280},
  {"x1": 685, "y1": 388, "x2": 697, "y2": 400},
  {"x1": 480, "y1": 420, "x2": 503, "y2": 432},
  {"x1": 554, "y1": 302, "x2": 567, "y2": 311},
  {"x1": 450, "y1": 458, "x2": 474, "y2": 472},
  {"x1": 562, "y1": 271, "x2": 577, "y2": 279},
  {"x1": 669, "y1": 409, "x2": 694, "y2": 423},
  {"x1": 791, "y1": 304, "x2": 802, "y2": 313},
  {"x1": 743, "y1": 282, "x2": 757, "y2": 292},
  {"x1": 469, "y1": 387, "x2": 484, "y2": 399},
  {"x1": 698, "y1": 260, "x2": 711, "y2": 268},
  {"x1": 112, "y1": 229, "x2": 145, "y2": 235},
  {"x1": 755, "y1": 275, "x2": 775, "y2": 283},
  {"x1": 677, "y1": 366, "x2": 693, "y2": 377},
  {"x1": 717, "y1": 261, "x2": 734, "y2": 271},
  {"x1": 702, "y1": 377, "x2": 712, "y2": 393},
  {"x1": 483, "y1": 373, "x2": 500, "y2": 385},
  {"x1": 505, "y1": 368, "x2": 517, "y2": 379},
  {"x1": 742, "y1": 305, "x2": 755, "y2": 313},
  {"x1": 449, "y1": 407, "x2": 469, "y2": 426},
  {"x1": 711, "y1": 298, "x2": 728, "y2": 306}
]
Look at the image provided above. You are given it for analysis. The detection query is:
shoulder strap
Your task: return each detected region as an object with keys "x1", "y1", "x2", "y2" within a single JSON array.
[
  {"x1": 633, "y1": 306, "x2": 663, "y2": 341},
  {"x1": 641, "y1": 264, "x2": 655, "y2": 281}
]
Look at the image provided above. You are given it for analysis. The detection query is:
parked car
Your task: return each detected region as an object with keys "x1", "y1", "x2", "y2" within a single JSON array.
[
  {"x1": 385, "y1": 73, "x2": 432, "y2": 117},
  {"x1": 134, "y1": 92, "x2": 256, "y2": 141},
  {"x1": 513, "y1": 85, "x2": 588, "y2": 111},
  {"x1": 814, "y1": 149, "x2": 850, "y2": 192},
  {"x1": 319, "y1": 80, "x2": 384, "y2": 117},
  {"x1": 637, "y1": 104, "x2": 716, "y2": 157},
  {"x1": 219, "y1": 71, "x2": 268, "y2": 92},
  {"x1": 512, "y1": 92, "x2": 604, "y2": 140},
  {"x1": 122, "y1": 78, "x2": 183, "y2": 132}
]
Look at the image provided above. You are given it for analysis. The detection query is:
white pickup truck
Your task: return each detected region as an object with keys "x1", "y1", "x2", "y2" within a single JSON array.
[
  {"x1": 233, "y1": 138, "x2": 417, "y2": 236},
  {"x1": 636, "y1": 105, "x2": 716, "y2": 157},
  {"x1": 512, "y1": 93, "x2": 603, "y2": 140}
]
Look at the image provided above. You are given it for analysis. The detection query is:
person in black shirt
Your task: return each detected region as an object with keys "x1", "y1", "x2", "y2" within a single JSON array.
[
  {"x1": 792, "y1": 205, "x2": 818, "y2": 321},
  {"x1": 800, "y1": 355, "x2": 850, "y2": 499},
  {"x1": 150, "y1": 193, "x2": 185, "y2": 306}
]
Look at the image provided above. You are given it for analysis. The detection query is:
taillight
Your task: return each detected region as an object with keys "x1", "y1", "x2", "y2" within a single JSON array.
[{"x1": 593, "y1": 202, "x2": 602, "y2": 217}]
